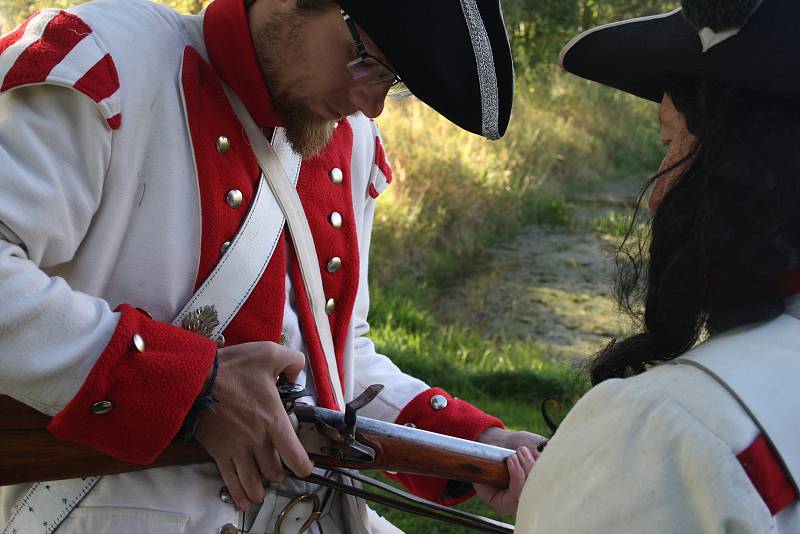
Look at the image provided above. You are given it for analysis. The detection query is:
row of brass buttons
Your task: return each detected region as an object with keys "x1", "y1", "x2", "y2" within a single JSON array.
[{"x1": 325, "y1": 166, "x2": 345, "y2": 315}]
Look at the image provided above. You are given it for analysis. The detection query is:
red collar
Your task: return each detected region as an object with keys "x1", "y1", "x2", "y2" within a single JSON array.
[{"x1": 204, "y1": 0, "x2": 284, "y2": 127}]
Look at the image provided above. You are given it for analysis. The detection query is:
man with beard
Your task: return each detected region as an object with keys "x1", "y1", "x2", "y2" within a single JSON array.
[{"x1": 0, "y1": 0, "x2": 541, "y2": 532}]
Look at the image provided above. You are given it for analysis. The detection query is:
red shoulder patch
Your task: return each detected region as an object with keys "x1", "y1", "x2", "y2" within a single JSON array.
[
  {"x1": 375, "y1": 135, "x2": 393, "y2": 184},
  {"x1": 737, "y1": 435, "x2": 798, "y2": 515},
  {"x1": 368, "y1": 135, "x2": 393, "y2": 199},
  {"x1": 1, "y1": 11, "x2": 91, "y2": 91},
  {"x1": 0, "y1": 10, "x2": 121, "y2": 129}
]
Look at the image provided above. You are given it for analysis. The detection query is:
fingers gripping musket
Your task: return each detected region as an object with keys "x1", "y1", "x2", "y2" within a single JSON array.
[{"x1": 281, "y1": 383, "x2": 515, "y2": 534}]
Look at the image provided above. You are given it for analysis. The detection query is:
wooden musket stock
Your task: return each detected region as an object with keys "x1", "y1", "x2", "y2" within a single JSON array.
[
  {"x1": 0, "y1": 395, "x2": 211, "y2": 485},
  {"x1": 0, "y1": 395, "x2": 510, "y2": 488}
]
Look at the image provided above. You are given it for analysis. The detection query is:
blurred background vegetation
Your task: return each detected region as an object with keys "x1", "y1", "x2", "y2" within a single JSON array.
[{"x1": 1, "y1": 0, "x2": 676, "y2": 529}]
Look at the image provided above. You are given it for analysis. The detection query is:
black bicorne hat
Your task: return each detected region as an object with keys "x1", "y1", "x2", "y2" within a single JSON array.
[
  {"x1": 334, "y1": 0, "x2": 514, "y2": 139},
  {"x1": 559, "y1": 0, "x2": 798, "y2": 103}
]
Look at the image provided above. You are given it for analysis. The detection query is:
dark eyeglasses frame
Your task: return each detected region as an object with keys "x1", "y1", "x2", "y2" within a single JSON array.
[{"x1": 340, "y1": 9, "x2": 403, "y2": 88}]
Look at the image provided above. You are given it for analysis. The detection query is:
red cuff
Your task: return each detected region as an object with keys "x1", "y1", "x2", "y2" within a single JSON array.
[
  {"x1": 388, "y1": 387, "x2": 504, "y2": 505},
  {"x1": 48, "y1": 304, "x2": 217, "y2": 464}
]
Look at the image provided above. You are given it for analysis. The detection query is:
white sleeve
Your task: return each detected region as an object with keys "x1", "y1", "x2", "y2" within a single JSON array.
[
  {"x1": 0, "y1": 85, "x2": 119, "y2": 415},
  {"x1": 348, "y1": 119, "x2": 427, "y2": 421},
  {"x1": 515, "y1": 378, "x2": 774, "y2": 533}
]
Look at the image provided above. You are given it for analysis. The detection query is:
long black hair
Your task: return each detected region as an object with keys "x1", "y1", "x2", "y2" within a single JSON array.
[{"x1": 589, "y1": 79, "x2": 800, "y2": 384}]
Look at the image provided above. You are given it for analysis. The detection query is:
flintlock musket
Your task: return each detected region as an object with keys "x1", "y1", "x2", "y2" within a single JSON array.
[{"x1": 0, "y1": 384, "x2": 512, "y2": 488}]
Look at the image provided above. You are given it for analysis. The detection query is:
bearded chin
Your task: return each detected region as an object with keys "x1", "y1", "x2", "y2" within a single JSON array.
[
  {"x1": 253, "y1": 14, "x2": 337, "y2": 160},
  {"x1": 279, "y1": 103, "x2": 337, "y2": 160}
]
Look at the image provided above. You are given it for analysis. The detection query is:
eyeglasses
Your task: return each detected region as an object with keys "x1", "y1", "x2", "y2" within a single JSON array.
[{"x1": 341, "y1": 10, "x2": 411, "y2": 98}]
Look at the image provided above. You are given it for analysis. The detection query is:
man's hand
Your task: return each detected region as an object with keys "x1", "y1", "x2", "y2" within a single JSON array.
[
  {"x1": 194, "y1": 342, "x2": 314, "y2": 511},
  {"x1": 473, "y1": 427, "x2": 547, "y2": 516},
  {"x1": 474, "y1": 446, "x2": 537, "y2": 516}
]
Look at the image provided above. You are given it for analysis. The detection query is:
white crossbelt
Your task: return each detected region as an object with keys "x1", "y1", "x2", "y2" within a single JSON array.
[
  {"x1": 172, "y1": 127, "x2": 301, "y2": 338},
  {"x1": 223, "y1": 85, "x2": 346, "y2": 410},
  {"x1": 3, "y1": 122, "x2": 306, "y2": 534}
]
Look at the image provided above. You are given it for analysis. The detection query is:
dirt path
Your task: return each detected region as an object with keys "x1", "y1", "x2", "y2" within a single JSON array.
[{"x1": 436, "y1": 180, "x2": 642, "y2": 361}]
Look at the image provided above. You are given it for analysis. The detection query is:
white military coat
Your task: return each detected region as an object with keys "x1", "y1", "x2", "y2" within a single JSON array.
[
  {"x1": 516, "y1": 299, "x2": 800, "y2": 533},
  {"x1": 0, "y1": 0, "x2": 502, "y2": 531}
]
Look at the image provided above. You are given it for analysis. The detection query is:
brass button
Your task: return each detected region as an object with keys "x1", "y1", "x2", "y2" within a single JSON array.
[
  {"x1": 326, "y1": 257, "x2": 342, "y2": 273},
  {"x1": 132, "y1": 333, "x2": 145, "y2": 353},
  {"x1": 325, "y1": 298, "x2": 336, "y2": 315},
  {"x1": 219, "y1": 486, "x2": 233, "y2": 504},
  {"x1": 90, "y1": 401, "x2": 113, "y2": 415},
  {"x1": 226, "y1": 190, "x2": 243, "y2": 209},
  {"x1": 220, "y1": 241, "x2": 232, "y2": 255},
  {"x1": 330, "y1": 168, "x2": 344, "y2": 185},
  {"x1": 215, "y1": 334, "x2": 226, "y2": 348},
  {"x1": 329, "y1": 212, "x2": 342, "y2": 229},
  {"x1": 218, "y1": 524, "x2": 239, "y2": 534},
  {"x1": 430, "y1": 395, "x2": 448, "y2": 411},
  {"x1": 216, "y1": 136, "x2": 231, "y2": 154}
]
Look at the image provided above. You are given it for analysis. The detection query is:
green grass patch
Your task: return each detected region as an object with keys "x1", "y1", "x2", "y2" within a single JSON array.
[
  {"x1": 368, "y1": 282, "x2": 588, "y2": 407},
  {"x1": 522, "y1": 194, "x2": 574, "y2": 228},
  {"x1": 591, "y1": 210, "x2": 635, "y2": 238}
]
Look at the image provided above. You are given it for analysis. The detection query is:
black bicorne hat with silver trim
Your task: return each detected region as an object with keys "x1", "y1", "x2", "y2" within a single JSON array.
[
  {"x1": 559, "y1": 0, "x2": 798, "y2": 103},
  {"x1": 334, "y1": 0, "x2": 514, "y2": 140}
]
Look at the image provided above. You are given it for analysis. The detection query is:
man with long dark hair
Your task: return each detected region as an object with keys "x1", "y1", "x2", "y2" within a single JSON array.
[
  {"x1": 512, "y1": 0, "x2": 799, "y2": 531},
  {"x1": 0, "y1": 0, "x2": 542, "y2": 532}
]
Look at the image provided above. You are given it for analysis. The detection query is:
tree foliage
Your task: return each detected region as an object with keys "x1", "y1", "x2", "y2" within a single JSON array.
[
  {"x1": 0, "y1": 0, "x2": 209, "y2": 30},
  {"x1": 501, "y1": 0, "x2": 678, "y2": 77},
  {"x1": 1, "y1": 0, "x2": 678, "y2": 74}
]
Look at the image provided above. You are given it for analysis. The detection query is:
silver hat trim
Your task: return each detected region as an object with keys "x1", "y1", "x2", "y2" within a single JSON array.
[
  {"x1": 559, "y1": 8, "x2": 681, "y2": 68},
  {"x1": 460, "y1": 0, "x2": 500, "y2": 140}
]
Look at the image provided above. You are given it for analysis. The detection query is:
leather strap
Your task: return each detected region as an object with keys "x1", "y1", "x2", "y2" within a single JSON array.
[
  {"x1": 223, "y1": 85, "x2": 346, "y2": 410},
  {"x1": 2, "y1": 477, "x2": 100, "y2": 534}
]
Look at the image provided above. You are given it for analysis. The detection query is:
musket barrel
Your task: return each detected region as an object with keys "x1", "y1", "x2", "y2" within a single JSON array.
[
  {"x1": 357, "y1": 416, "x2": 513, "y2": 463},
  {"x1": 296, "y1": 404, "x2": 513, "y2": 488}
]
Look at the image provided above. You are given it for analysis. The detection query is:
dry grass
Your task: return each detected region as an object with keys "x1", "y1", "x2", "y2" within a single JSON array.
[{"x1": 370, "y1": 68, "x2": 661, "y2": 287}]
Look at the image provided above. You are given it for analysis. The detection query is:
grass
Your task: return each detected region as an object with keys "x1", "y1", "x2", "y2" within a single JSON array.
[
  {"x1": 368, "y1": 281, "x2": 587, "y2": 392},
  {"x1": 370, "y1": 68, "x2": 661, "y2": 291},
  {"x1": 591, "y1": 210, "x2": 636, "y2": 238}
]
